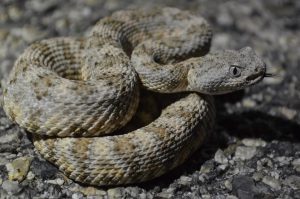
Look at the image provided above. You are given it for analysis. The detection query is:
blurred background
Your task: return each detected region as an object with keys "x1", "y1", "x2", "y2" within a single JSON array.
[{"x1": 0, "y1": 0, "x2": 299, "y2": 198}]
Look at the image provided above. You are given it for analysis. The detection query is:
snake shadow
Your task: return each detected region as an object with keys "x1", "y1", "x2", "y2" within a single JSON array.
[{"x1": 134, "y1": 90, "x2": 300, "y2": 190}]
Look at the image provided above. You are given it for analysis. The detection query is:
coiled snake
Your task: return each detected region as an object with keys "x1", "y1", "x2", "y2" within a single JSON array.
[{"x1": 2, "y1": 7, "x2": 266, "y2": 185}]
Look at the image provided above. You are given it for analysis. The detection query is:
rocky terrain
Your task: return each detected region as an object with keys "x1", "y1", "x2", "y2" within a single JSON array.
[{"x1": 0, "y1": 0, "x2": 299, "y2": 198}]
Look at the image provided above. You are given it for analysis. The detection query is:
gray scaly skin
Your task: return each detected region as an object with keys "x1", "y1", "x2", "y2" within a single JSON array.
[{"x1": 2, "y1": 7, "x2": 266, "y2": 185}]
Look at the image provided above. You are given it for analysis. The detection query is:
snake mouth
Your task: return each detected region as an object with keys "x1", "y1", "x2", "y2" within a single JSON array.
[
  {"x1": 246, "y1": 62, "x2": 267, "y2": 85},
  {"x1": 246, "y1": 71, "x2": 264, "y2": 81},
  {"x1": 246, "y1": 71, "x2": 265, "y2": 85}
]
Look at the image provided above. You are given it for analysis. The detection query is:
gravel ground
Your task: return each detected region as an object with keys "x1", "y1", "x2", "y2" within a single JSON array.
[{"x1": 0, "y1": 0, "x2": 299, "y2": 198}]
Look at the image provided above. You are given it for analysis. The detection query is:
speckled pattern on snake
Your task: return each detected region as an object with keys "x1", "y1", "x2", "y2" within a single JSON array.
[{"x1": 2, "y1": 7, "x2": 267, "y2": 186}]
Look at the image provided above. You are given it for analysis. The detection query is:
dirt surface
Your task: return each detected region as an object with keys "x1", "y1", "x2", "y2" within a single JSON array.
[{"x1": 0, "y1": 0, "x2": 299, "y2": 198}]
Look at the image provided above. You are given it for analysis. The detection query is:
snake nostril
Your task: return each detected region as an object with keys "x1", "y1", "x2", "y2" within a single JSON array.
[{"x1": 153, "y1": 55, "x2": 161, "y2": 63}]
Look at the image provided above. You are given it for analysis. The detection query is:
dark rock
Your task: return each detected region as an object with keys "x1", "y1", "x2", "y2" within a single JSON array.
[
  {"x1": 232, "y1": 175, "x2": 256, "y2": 199},
  {"x1": 30, "y1": 158, "x2": 59, "y2": 180}
]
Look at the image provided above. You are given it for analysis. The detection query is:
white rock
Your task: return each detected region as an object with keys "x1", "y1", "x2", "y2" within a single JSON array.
[
  {"x1": 2, "y1": 180, "x2": 22, "y2": 195},
  {"x1": 235, "y1": 146, "x2": 257, "y2": 160},
  {"x1": 242, "y1": 138, "x2": 267, "y2": 147},
  {"x1": 26, "y1": 171, "x2": 35, "y2": 180},
  {"x1": 214, "y1": 149, "x2": 228, "y2": 164},
  {"x1": 6, "y1": 156, "x2": 32, "y2": 182},
  {"x1": 46, "y1": 178, "x2": 65, "y2": 186},
  {"x1": 262, "y1": 176, "x2": 281, "y2": 190},
  {"x1": 226, "y1": 195, "x2": 238, "y2": 199},
  {"x1": 283, "y1": 175, "x2": 300, "y2": 190},
  {"x1": 178, "y1": 176, "x2": 192, "y2": 185},
  {"x1": 242, "y1": 98, "x2": 257, "y2": 108},
  {"x1": 107, "y1": 187, "x2": 123, "y2": 199}
]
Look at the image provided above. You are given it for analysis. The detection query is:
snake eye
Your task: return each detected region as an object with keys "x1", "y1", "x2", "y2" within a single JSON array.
[{"x1": 229, "y1": 65, "x2": 241, "y2": 77}]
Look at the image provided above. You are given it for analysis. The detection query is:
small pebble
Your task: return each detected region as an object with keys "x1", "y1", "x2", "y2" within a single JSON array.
[
  {"x1": 20, "y1": 26, "x2": 47, "y2": 43},
  {"x1": 0, "y1": 153, "x2": 15, "y2": 166},
  {"x1": 27, "y1": 0, "x2": 59, "y2": 12},
  {"x1": 26, "y1": 171, "x2": 35, "y2": 180},
  {"x1": 275, "y1": 156, "x2": 293, "y2": 166},
  {"x1": 124, "y1": 187, "x2": 140, "y2": 198},
  {"x1": 0, "y1": 10, "x2": 8, "y2": 23},
  {"x1": 0, "y1": 29, "x2": 9, "y2": 42},
  {"x1": 232, "y1": 175, "x2": 255, "y2": 199},
  {"x1": 107, "y1": 187, "x2": 124, "y2": 199},
  {"x1": 0, "y1": 131, "x2": 18, "y2": 145},
  {"x1": 200, "y1": 161, "x2": 214, "y2": 173},
  {"x1": 262, "y1": 176, "x2": 281, "y2": 190},
  {"x1": 7, "y1": 5, "x2": 23, "y2": 21},
  {"x1": 201, "y1": 194, "x2": 212, "y2": 199},
  {"x1": 283, "y1": 175, "x2": 300, "y2": 190},
  {"x1": 218, "y1": 164, "x2": 228, "y2": 171},
  {"x1": 55, "y1": 18, "x2": 70, "y2": 32},
  {"x1": 45, "y1": 178, "x2": 65, "y2": 186},
  {"x1": 178, "y1": 176, "x2": 192, "y2": 186},
  {"x1": 6, "y1": 156, "x2": 32, "y2": 182},
  {"x1": 2, "y1": 180, "x2": 23, "y2": 195},
  {"x1": 212, "y1": 33, "x2": 231, "y2": 49},
  {"x1": 278, "y1": 107, "x2": 297, "y2": 120},
  {"x1": 217, "y1": 10, "x2": 234, "y2": 27},
  {"x1": 242, "y1": 98, "x2": 257, "y2": 108},
  {"x1": 235, "y1": 146, "x2": 257, "y2": 160},
  {"x1": 214, "y1": 149, "x2": 229, "y2": 164},
  {"x1": 224, "y1": 180, "x2": 232, "y2": 190},
  {"x1": 292, "y1": 158, "x2": 300, "y2": 172},
  {"x1": 242, "y1": 138, "x2": 267, "y2": 147},
  {"x1": 252, "y1": 172, "x2": 264, "y2": 181},
  {"x1": 257, "y1": 158, "x2": 273, "y2": 171},
  {"x1": 139, "y1": 192, "x2": 147, "y2": 199},
  {"x1": 226, "y1": 195, "x2": 238, "y2": 199},
  {"x1": 156, "y1": 191, "x2": 173, "y2": 199},
  {"x1": 72, "y1": 192, "x2": 84, "y2": 199},
  {"x1": 70, "y1": 185, "x2": 107, "y2": 197}
]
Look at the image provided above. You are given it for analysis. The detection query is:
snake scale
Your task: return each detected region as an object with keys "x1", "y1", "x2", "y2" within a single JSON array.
[{"x1": 2, "y1": 7, "x2": 266, "y2": 186}]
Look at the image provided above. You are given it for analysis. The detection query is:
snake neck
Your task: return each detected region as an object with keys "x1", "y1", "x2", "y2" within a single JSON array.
[{"x1": 131, "y1": 48, "x2": 190, "y2": 93}]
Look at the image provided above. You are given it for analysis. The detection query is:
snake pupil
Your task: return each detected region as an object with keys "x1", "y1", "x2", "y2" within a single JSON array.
[
  {"x1": 230, "y1": 65, "x2": 241, "y2": 77},
  {"x1": 233, "y1": 67, "x2": 238, "y2": 75}
]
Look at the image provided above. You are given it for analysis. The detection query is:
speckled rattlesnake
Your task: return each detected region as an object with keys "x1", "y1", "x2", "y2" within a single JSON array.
[{"x1": 2, "y1": 7, "x2": 266, "y2": 185}]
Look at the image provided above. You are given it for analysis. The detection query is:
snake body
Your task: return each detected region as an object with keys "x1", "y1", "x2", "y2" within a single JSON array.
[{"x1": 2, "y1": 8, "x2": 266, "y2": 185}]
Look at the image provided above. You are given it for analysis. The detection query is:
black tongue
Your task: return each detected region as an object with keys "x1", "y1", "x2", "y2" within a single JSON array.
[{"x1": 264, "y1": 73, "x2": 275, "y2": 77}]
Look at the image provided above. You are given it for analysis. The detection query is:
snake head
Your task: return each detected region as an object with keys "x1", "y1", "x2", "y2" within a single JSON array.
[{"x1": 187, "y1": 47, "x2": 266, "y2": 94}]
